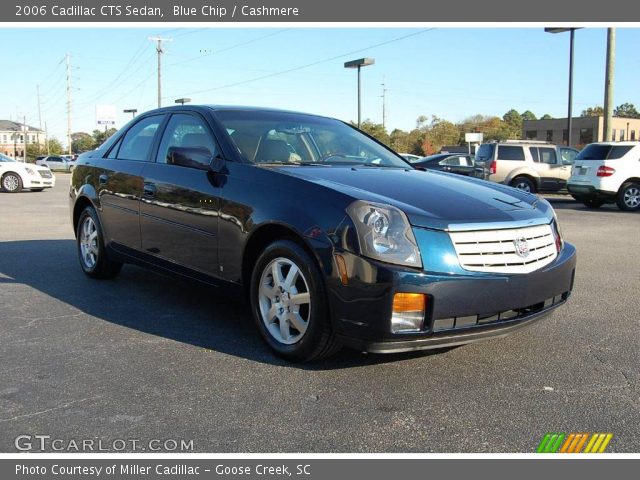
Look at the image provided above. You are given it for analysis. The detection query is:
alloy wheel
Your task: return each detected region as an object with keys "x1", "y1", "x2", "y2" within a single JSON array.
[
  {"x1": 623, "y1": 186, "x2": 640, "y2": 208},
  {"x1": 514, "y1": 181, "x2": 531, "y2": 192},
  {"x1": 79, "y1": 216, "x2": 99, "y2": 269},
  {"x1": 258, "y1": 257, "x2": 311, "y2": 345},
  {"x1": 2, "y1": 174, "x2": 20, "y2": 192}
]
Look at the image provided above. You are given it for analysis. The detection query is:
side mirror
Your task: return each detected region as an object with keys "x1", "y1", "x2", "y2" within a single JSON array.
[{"x1": 167, "y1": 146, "x2": 215, "y2": 171}]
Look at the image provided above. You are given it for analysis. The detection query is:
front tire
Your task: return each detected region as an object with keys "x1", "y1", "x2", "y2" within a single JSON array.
[
  {"x1": 76, "y1": 206, "x2": 122, "y2": 279},
  {"x1": 250, "y1": 240, "x2": 341, "y2": 362},
  {"x1": 616, "y1": 182, "x2": 640, "y2": 211},
  {"x1": 510, "y1": 176, "x2": 536, "y2": 194},
  {"x1": 2, "y1": 173, "x2": 23, "y2": 193}
]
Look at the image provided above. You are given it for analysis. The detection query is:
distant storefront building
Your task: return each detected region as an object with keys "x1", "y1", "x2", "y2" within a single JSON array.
[
  {"x1": 0, "y1": 120, "x2": 46, "y2": 160},
  {"x1": 522, "y1": 116, "x2": 640, "y2": 146}
]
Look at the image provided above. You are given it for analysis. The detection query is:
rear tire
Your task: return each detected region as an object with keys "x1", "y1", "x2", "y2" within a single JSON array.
[
  {"x1": 76, "y1": 206, "x2": 122, "y2": 279},
  {"x1": 510, "y1": 176, "x2": 536, "y2": 194},
  {"x1": 616, "y1": 182, "x2": 640, "y2": 211},
  {"x1": 250, "y1": 239, "x2": 341, "y2": 362},
  {"x1": 2, "y1": 173, "x2": 23, "y2": 193},
  {"x1": 582, "y1": 199, "x2": 603, "y2": 209}
]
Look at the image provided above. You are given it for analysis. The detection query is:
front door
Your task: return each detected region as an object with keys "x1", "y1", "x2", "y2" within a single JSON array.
[{"x1": 139, "y1": 113, "x2": 221, "y2": 277}]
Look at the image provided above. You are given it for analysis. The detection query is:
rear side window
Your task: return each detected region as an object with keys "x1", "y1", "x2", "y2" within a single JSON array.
[
  {"x1": 117, "y1": 115, "x2": 163, "y2": 162},
  {"x1": 608, "y1": 146, "x2": 634, "y2": 159},
  {"x1": 475, "y1": 144, "x2": 495, "y2": 163},
  {"x1": 538, "y1": 147, "x2": 557, "y2": 164},
  {"x1": 497, "y1": 145, "x2": 525, "y2": 161},
  {"x1": 576, "y1": 144, "x2": 634, "y2": 160}
]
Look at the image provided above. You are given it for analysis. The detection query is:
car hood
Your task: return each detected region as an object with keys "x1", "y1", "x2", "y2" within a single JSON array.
[{"x1": 274, "y1": 166, "x2": 554, "y2": 231}]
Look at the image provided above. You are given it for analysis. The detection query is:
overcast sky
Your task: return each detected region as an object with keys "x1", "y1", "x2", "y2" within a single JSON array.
[{"x1": 2, "y1": 27, "x2": 639, "y2": 145}]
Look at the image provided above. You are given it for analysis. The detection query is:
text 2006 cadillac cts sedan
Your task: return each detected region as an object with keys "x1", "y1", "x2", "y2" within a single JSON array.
[{"x1": 69, "y1": 106, "x2": 576, "y2": 361}]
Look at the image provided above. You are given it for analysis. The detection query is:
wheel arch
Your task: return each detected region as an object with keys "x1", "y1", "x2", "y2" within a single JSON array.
[
  {"x1": 241, "y1": 222, "x2": 331, "y2": 290},
  {"x1": 618, "y1": 177, "x2": 640, "y2": 192}
]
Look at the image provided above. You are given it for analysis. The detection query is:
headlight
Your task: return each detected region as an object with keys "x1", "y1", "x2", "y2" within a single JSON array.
[
  {"x1": 346, "y1": 200, "x2": 422, "y2": 268},
  {"x1": 25, "y1": 167, "x2": 36, "y2": 176}
]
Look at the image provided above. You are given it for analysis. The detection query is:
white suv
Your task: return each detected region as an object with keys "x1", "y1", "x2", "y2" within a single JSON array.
[{"x1": 567, "y1": 142, "x2": 640, "y2": 211}]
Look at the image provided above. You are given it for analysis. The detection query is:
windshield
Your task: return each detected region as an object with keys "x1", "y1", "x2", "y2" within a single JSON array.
[
  {"x1": 0, "y1": 153, "x2": 17, "y2": 163},
  {"x1": 215, "y1": 110, "x2": 411, "y2": 168},
  {"x1": 576, "y1": 144, "x2": 634, "y2": 160}
]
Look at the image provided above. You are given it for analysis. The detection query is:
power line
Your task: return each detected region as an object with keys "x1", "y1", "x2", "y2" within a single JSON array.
[
  {"x1": 165, "y1": 29, "x2": 435, "y2": 100},
  {"x1": 165, "y1": 29, "x2": 290, "y2": 68}
]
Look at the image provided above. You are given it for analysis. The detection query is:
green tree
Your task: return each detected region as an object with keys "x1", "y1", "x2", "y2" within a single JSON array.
[
  {"x1": 502, "y1": 109, "x2": 523, "y2": 139},
  {"x1": 72, "y1": 132, "x2": 96, "y2": 153},
  {"x1": 421, "y1": 116, "x2": 461, "y2": 155},
  {"x1": 355, "y1": 120, "x2": 390, "y2": 146},
  {"x1": 92, "y1": 128, "x2": 117, "y2": 147},
  {"x1": 541, "y1": 114, "x2": 554, "y2": 120},
  {"x1": 47, "y1": 138, "x2": 64, "y2": 155},
  {"x1": 581, "y1": 106, "x2": 604, "y2": 117},
  {"x1": 521, "y1": 110, "x2": 537, "y2": 121},
  {"x1": 613, "y1": 103, "x2": 640, "y2": 118}
]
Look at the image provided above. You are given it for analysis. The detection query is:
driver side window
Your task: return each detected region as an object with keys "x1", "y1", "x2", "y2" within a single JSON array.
[{"x1": 156, "y1": 114, "x2": 218, "y2": 166}]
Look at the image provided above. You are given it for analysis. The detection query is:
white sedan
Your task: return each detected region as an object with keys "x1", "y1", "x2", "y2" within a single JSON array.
[
  {"x1": 0, "y1": 153, "x2": 56, "y2": 193},
  {"x1": 35, "y1": 155, "x2": 75, "y2": 172}
]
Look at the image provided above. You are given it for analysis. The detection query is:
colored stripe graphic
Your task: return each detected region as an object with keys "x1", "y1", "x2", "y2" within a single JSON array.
[
  {"x1": 538, "y1": 433, "x2": 612, "y2": 453},
  {"x1": 537, "y1": 433, "x2": 565, "y2": 453}
]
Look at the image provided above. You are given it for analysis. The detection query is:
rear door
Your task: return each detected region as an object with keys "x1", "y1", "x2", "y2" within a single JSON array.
[
  {"x1": 530, "y1": 146, "x2": 567, "y2": 191},
  {"x1": 139, "y1": 112, "x2": 221, "y2": 277},
  {"x1": 96, "y1": 114, "x2": 165, "y2": 251}
]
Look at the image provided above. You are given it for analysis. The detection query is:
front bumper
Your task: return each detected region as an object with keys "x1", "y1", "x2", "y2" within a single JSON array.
[
  {"x1": 23, "y1": 174, "x2": 56, "y2": 189},
  {"x1": 327, "y1": 233, "x2": 576, "y2": 353}
]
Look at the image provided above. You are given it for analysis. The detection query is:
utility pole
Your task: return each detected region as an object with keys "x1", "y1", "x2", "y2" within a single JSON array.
[
  {"x1": 23, "y1": 115, "x2": 28, "y2": 162},
  {"x1": 603, "y1": 28, "x2": 616, "y2": 142},
  {"x1": 37, "y1": 85, "x2": 43, "y2": 155},
  {"x1": 381, "y1": 77, "x2": 387, "y2": 130},
  {"x1": 45, "y1": 121, "x2": 50, "y2": 155},
  {"x1": 148, "y1": 37, "x2": 172, "y2": 108},
  {"x1": 66, "y1": 53, "x2": 72, "y2": 155}
]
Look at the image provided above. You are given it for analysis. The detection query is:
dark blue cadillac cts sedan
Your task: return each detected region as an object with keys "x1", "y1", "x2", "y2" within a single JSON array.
[{"x1": 70, "y1": 106, "x2": 576, "y2": 361}]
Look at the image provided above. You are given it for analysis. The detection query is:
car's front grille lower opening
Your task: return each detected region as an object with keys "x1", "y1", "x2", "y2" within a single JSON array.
[{"x1": 432, "y1": 292, "x2": 568, "y2": 332}]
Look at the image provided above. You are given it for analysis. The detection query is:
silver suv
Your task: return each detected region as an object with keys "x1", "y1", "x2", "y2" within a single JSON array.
[{"x1": 476, "y1": 140, "x2": 579, "y2": 193}]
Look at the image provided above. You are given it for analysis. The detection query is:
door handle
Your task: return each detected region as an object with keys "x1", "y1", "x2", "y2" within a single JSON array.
[
  {"x1": 98, "y1": 174, "x2": 109, "y2": 185},
  {"x1": 143, "y1": 183, "x2": 157, "y2": 197}
]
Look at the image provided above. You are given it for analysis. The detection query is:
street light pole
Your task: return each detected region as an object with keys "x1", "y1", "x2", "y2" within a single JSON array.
[
  {"x1": 603, "y1": 28, "x2": 616, "y2": 142},
  {"x1": 545, "y1": 28, "x2": 581, "y2": 146},
  {"x1": 567, "y1": 28, "x2": 575, "y2": 147},
  {"x1": 344, "y1": 58, "x2": 375, "y2": 129}
]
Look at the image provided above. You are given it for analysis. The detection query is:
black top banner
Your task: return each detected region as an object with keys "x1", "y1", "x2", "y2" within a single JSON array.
[{"x1": 4, "y1": 0, "x2": 640, "y2": 22}]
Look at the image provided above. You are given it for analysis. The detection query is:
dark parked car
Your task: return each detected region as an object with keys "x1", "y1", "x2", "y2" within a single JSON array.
[
  {"x1": 410, "y1": 153, "x2": 480, "y2": 177},
  {"x1": 70, "y1": 106, "x2": 576, "y2": 361}
]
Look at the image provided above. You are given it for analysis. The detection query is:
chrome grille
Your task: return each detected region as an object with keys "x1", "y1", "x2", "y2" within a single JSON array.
[
  {"x1": 38, "y1": 170, "x2": 52, "y2": 178},
  {"x1": 449, "y1": 224, "x2": 557, "y2": 274}
]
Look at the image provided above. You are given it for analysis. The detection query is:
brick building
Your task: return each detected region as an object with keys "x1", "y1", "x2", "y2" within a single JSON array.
[{"x1": 523, "y1": 116, "x2": 640, "y2": 147}]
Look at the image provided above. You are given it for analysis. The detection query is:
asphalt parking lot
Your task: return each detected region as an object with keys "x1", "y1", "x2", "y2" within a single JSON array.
[{"x1": 0, "y1": 174, "x2": 638, "y2": 453}]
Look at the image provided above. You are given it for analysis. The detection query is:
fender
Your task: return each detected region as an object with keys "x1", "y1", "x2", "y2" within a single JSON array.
[{"x1": 504, "y1": 166, "x2": 541, "y2": 187}]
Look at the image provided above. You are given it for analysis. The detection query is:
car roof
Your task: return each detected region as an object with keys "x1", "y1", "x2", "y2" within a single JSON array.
[
  {"x1": 587, "y1": 141, "x2": 640, "y2": 146},
  {"x1": 138, "y1": 104, "x2": 333, "y2": 121}
]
